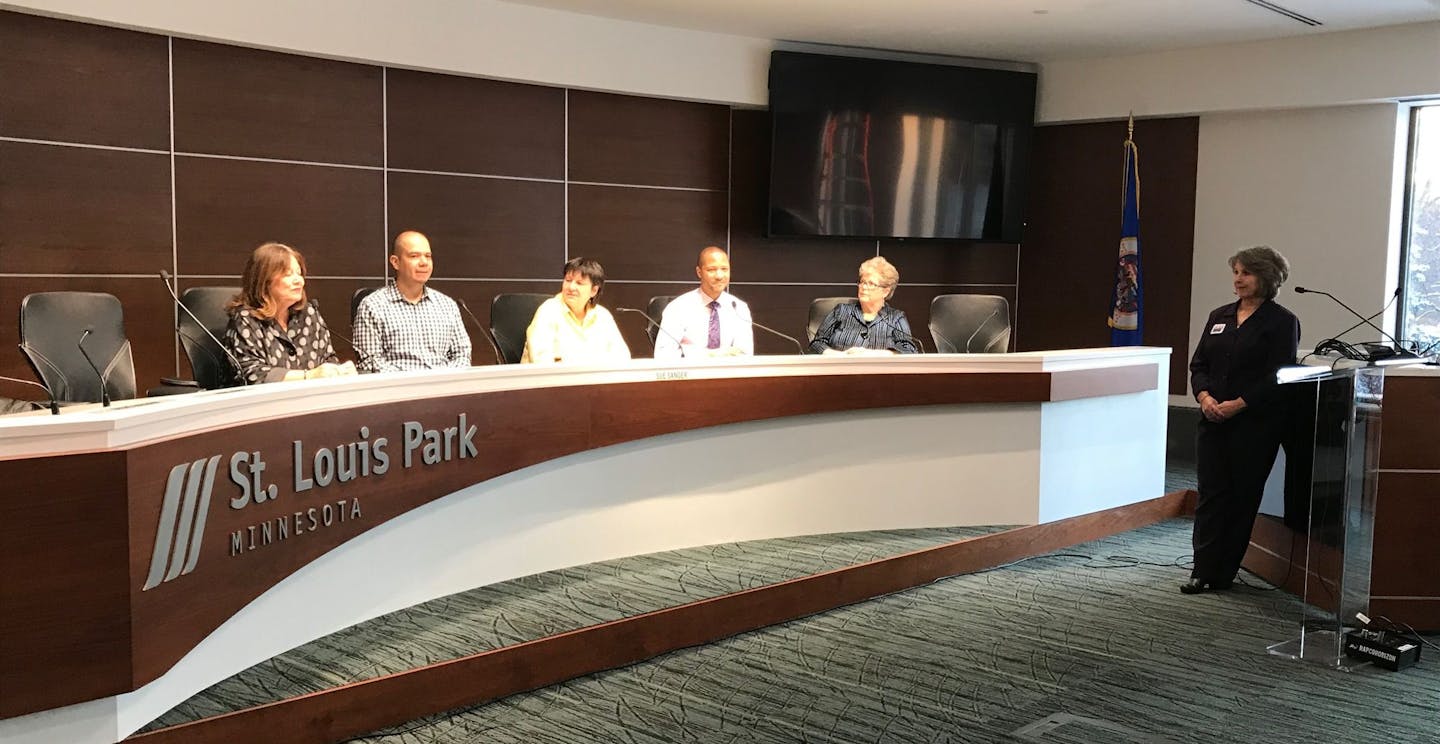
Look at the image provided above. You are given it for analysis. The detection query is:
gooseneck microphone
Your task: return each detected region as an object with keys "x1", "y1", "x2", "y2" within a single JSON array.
[
  {"x1": 1295, "y1": 286, "x2": 1415, "y2": 358},
  {"x1": 875, "y1": 312, "x2": 926, "y2": 354},
  {"x1": 733, "y1": 300, "x2": 804, "y2": 355},
  {"x1": 0, "y1": 375, "x2": 60, "y2": 415},
  {"x1": 77, "y1": 328, "x2": 111, "y2": 407},
  {"x1": 455, "y1": 298, "x2": 503, "y2": 366},
  {"x1": 615, "y1": 307, "x2": 687, "y2": 357},
  {"x1": 326, "y1": 326, "x2": 371, "y2": 370},
  {"x1": 158, "y1": 271, "x2": 248, "y2": 386}
]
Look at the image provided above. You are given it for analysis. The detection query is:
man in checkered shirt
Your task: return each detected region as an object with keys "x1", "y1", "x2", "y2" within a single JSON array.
[{"x1": 353, "y1": 231, "x2": 472, "y2": 372}]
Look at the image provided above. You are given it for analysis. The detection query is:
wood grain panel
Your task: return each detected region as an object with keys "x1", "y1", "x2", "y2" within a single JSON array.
[
  {"x1": 0, "y1": 10, "x2": 169, "y2": 149},
  {"x1": 728, "y1": 109, "x2": 878, "y2": 282},
  {"x1": 386, "y1": 69, "x2": 564, "y2": 179},
  {"x1": 1370, "y1": 472, "x2": 1440, "y2": 596},
  {"x1": 129, "y1": 494, "x2": 1188, "y2": 744},
  {"x1": 386, "y1": 172, "x2": 564, "y2": 280},
  {"x1": 879, "y1": 240, "x2": 1019, "y2": 288},
  {"x1": 0, "y1": 276, "x2": 182, "y2": 396},
  {"x1": 568, "y1": 185, "x2": 727, "y2": 282},
  {"x1": 1019, "y1": 117, "x2": 1197, "y2": 393},
  {"x1": 1378, "y1": 376, "x2": 1440, "y2": 469},
  {"x1": 171, "y1": 39, "x2": 382, "y2": 166},
  {"x1": 0, "y1": 141, "x2": 171, "y2": 274},
  {"x1": 568, "y1": 91, "x2": 729, "y2": 189},
  {"x1": 174, "y1": 156, "x2": 385, "y2": 277},
  {"x1": 0, "y1": 451, "x2": 130, "y2": 717}
]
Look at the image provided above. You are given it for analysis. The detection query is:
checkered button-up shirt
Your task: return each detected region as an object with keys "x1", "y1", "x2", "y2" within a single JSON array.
[{"x1": 352, "y1": 283, "x2": 472, "y2": 372}]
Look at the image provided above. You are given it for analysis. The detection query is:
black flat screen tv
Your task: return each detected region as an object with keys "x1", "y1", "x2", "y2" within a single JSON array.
[{"x1": 767, "y1": 50, "x2": 1036, "y2": 242}]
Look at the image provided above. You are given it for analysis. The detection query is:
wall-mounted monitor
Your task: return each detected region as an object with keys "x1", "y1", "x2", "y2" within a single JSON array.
[{"x1": 767, "y1": 50, "x2": 1037, "y2": 243}]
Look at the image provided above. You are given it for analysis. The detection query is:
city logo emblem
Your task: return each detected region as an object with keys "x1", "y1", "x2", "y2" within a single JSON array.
[{"x1": 142, "y1": 456, "x2": 221, "y2": 591}]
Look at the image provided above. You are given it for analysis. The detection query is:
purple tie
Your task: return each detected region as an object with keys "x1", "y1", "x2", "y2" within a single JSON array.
[{"x1": 707, "y1": 300, "x2": 721, "y2": 349}]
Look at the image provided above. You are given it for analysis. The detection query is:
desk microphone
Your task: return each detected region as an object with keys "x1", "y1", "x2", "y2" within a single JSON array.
[
  {"x1": 1295, "y1": 286, "x2": 1415, "y2": 358},
  {"x1": 157, "y1": 271, "x2": 248, "y2": 386},
  {"x1": 455, "y1": 298, "x2": 503, "y2": 365},
  {"x1": 77, "y1": 328, "x2": 112, "y2": 407},
  {"x1": 733, "y1": 299, "x2": 804, "y2": 355},
  {"x1": 875, "y1": 312, "x2": 926, "y2": 354},
  {"x1": 615, "y1": 307, "x2": 687, "y2": 356},
  {"x1": 0, "y1": 374, "x2": 60, "y2": 414},
  {"x1": 325, "y1": 326, "x2": 371, "y2": 370}
]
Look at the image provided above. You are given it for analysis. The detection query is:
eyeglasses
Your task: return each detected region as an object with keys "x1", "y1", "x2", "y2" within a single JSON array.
[{"x1": 858, "y1": 280, "x2": 890, "y2": 290}]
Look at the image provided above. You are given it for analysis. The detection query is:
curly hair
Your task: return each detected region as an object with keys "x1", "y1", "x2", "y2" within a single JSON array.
[{"x1": 1228, "y1": 245, "x2": 1290, "y2": 300}]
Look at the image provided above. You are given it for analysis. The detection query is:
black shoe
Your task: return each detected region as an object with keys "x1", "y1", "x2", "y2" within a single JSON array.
[{"x1": 1180, "y1": 578, "x2": 1233, "y2": 594}]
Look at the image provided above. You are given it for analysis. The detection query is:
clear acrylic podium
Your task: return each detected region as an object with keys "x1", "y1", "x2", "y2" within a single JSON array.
[{"x1": 1266, "y1": 365, "x2": 1383, "y2": 670}]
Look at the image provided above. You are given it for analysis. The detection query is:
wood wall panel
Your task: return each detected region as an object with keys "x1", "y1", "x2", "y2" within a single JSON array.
[
  {"x1": 386, "y1": 69, "x2": 564, "y2": 179},
  {"x1": 172, "y1": 40, "x2": 383, "y2": 166},
  {"x1": 0, "y1": 276, "x2": 178, "y2": 398},
  {"x1": 0, "y1": 11, "x2": 169, "y2": 149},
  {"x1": 387, "y1": 171, "x2": 564, "y2": 280},
  {"x1": 568, "y1": 91, "x2": 729, "y2": 190},
  {"x1": 1378, "y1": 376, "x2": 1440, "y2": 469},
  {"x1": 729, "y1": 109, "x2": 878, "y2": 283},
  {"x1": 1020, "y1": 117, "x2": 1197, "y2": 393},
  {"x1": 879, "y1": 240, "x2": 1019, "y2": 287},
  {"x1": 0, "y1": 142, "x2": 172, "y2": 274},
  {"x1": 174, "y1": 156, "x2": 385, "y2": 277},
  {"x1": 0, "y1": 451, "x2": 131, "y2": 716},
  {"x1": 1371, "y1": 472, "x2": 1440, "y2": 596},
  {"x1": 568, "y1": 185, "x2": 727, "y2": 281}
]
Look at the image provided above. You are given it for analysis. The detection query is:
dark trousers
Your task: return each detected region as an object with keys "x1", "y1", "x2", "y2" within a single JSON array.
[{"x1": 1193, "y1": 413, "x2": 1283, "y2": 583}]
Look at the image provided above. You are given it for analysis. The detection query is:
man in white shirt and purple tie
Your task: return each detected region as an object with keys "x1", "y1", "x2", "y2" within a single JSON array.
[{"x1": 654, "y1": 245, "x2": 754, "y2": 360}]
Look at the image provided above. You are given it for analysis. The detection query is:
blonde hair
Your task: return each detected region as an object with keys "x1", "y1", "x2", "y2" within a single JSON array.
[{"x1": 860, "y1": 256, "x2": 900, "y2": 299}]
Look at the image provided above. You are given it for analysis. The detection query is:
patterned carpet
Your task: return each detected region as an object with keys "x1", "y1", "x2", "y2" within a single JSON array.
[
  {"x1": 142, "y1": 526, "x2": 1004, "y2": 731},
  {"x1": 340, "y1": 519, "x2": 1440, "y2": 744},
  {"x1": 140, "y1": 461, "x2": 1440, "y2": 744}
]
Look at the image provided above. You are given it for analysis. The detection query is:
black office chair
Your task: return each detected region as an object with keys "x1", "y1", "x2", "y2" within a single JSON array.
[
  {"x1": 645, "y1": 295, "x2": 678, "y2": 346},
  {"x1": 490, "y1": 293, "x2": 550, "y2": 364},
  {"x1": 929, "y1": 294, "x2": 1011, "y2": 353},
  {"x1": 350, "y1": 286, "x2": 381, "y2": 324},
  {"x1": 19, "y1": 291, "x2": 137, "y2": 404},
  {"x1": 176, "y1": 286, "x2": 240, "y2": 389},
  {"x1": 806, "y1": 297, "x2": 857, "y2": 347}
]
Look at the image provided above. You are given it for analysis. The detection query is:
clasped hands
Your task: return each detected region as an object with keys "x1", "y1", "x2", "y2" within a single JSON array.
[
  {"x1": 1198, "y1": 391, "x2": 1245, "y2": 422},
  {"x1": 303, "y1": 361, "x2": 358, "y2": 380}
]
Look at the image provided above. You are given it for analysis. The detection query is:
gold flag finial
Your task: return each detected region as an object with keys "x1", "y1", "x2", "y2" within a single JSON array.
[{"x1": 1127, "y1": 111, "x2": 1135, "y2": 140}]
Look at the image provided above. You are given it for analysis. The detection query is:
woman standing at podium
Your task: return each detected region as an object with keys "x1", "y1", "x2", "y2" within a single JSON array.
[{"x1": 1184, "y1": 245, "x2": 1300, "y2": 594}]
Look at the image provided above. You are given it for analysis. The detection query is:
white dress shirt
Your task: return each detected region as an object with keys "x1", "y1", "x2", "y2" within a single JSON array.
[{"x1": 654, "y1": 288, "x2": 754, "y2": 360}]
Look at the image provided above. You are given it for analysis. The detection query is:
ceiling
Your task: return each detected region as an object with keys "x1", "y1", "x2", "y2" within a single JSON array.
[{"x1": 499, "y1": 0, "x2": 1440, "y2": 62}]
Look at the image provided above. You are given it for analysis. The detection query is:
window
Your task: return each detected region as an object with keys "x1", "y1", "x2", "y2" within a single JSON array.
[{"x1": 1400, "y1": 104, "x2": 1440, "y2": 354}]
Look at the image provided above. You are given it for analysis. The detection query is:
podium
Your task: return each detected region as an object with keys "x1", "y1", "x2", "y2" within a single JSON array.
[{"x1": 1266, "y1": 365, "x2": 1383, "y2": 669}]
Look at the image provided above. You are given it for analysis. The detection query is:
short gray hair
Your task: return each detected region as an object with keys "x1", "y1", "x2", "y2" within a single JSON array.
[
  {"x1": 859, "y1": 256, "x2": 900, "y2": 298},
  {"x1": 1228, "y1": 246, "x2": 1290, "y2": 300}
]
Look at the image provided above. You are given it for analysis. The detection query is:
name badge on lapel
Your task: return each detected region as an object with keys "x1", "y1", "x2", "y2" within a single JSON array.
[{"x1": 1210, "y1": 323, "x2": 1226, "y2": 335}]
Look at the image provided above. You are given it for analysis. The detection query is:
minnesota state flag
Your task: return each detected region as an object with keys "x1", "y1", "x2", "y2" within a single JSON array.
[{"x1": 1108, "y1": 119, "x2": 1143, "y2": 346}]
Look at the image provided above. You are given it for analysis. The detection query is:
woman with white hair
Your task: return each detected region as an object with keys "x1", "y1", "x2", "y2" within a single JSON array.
[{"x1": 809, "y1": 256, "x2": 920, "y2": 355}]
